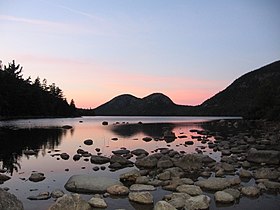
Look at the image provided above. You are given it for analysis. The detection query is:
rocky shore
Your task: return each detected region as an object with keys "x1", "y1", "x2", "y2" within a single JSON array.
[{"x1": 0, "y1": 120, "x2": 280, "y2": 209}]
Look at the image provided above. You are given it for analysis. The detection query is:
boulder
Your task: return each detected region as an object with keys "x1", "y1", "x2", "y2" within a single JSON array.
[
  {"x1": 0, "y1": 174, "x2": 11, "y2": 182},
  {"x1": 110, "y1": 155, "x2": 133, "y2": 165},
  {"x1": 51, "y1": 189, "x2": 64, "y2": 198},
  {"x1": 88, "y1": 197, "x2": 107, "y2": 208},
  {"x1": 48, "y1": 194, "x2": 91, "y2": 210},
  {"x1": 130, "y1": 184, "x2": 156, "y2": 192},
  {"x1": 254, "y1": 168, "x2": 279, "y2": 180},
  {"x1": 241, "y1": 186, "x2": 260, "y2": 197},
  {"x1": 154, "y1": 200, "x2": 176, "y2": 210},
  {"x1": 214, "y1": 191, "x2": 234, "y2": 203},
  {"x1": 128, "y1": 192, "x2": 153, "y2": 204},
  {"x1": 262, "y1": 180, "x2": 280, "y2": 189},
  {"x1": 27, "y1": 191, "x2": 51, "y2": 200},
  {"x1": 239, "y1": 169, "x2": 252, "y2": 178},
  {"x1": 247, "y1": 148, "x2": 280, "y2": 164},
  {"x1": 0, "y1": 188, "x2": 24, "y2": 210},
  {"x1": 119, "y1": 169, "x2": 141, "y2": 182},
  {"x1": 176, "y1": 185, "x2": 202, "y2": 196},
  {"x1": 83, "y1": 139, "x2": 93, "y2": 145},
  {"x1": 106, "y1": 185, "x2": 129, "y2": 195},
  {"x1": 195, "y1": 177, "x2": 231, "y2": 191},
  {"x1": 131, "y1": 149, "x2": 149, "y2": 156},
  {"x1": 184, "y1": 195, "x2": 211, "y2": 210},
  {"x1": 223, "y1": 188, "x2": 240, "y2": 199},
  {"x1": 29, "y1": 172, "x2": 46, "y2": 182},
  {"x1": 135, "y1": 156, "x2": 158, "y2": 169},
  {"x1": 173, "y1": 154, "x2": 202, "y2": 171},
  {"x1": 64, "y1": 175, "x2": 122, "y2": 193},
  {"x1": 60, "y1": 153, "x2": 70, "y2": 160},
  {"x1": 90, "y1": 155, "x2": 110, "y2": 164},
  {"x1": 165, "y1": 193, "x2": 191, "y2": 209},
  {"x1": 112, "y1": 149, "x2": 130, "y2": 155}
]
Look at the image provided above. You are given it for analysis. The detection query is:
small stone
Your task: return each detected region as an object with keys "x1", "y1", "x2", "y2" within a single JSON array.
[
  {"x1": 29, "y1": 172, "x2": 45, "y2": 182},
  {"x1": 106, "y1": 185, "x2": 129, "y2": 196},
  {"x1": 130, "y1": 184, "x2": 156, "y2": 192},
  {"x1": 128, "y1": 192, "x2": 153, "y2": 204},
  {"x1": 51, "y1": 189, "x2": 64, "y2": 198},
  {"x1": 88, "y1": 197, "x2": 107, "y2": 208},
  {"x1": 176, "y1": 185, "x2": 202, "y2": 196},
  {"x1": 154, "y1": 200, "x2": 176, "y2": 210},
  {"x1": 60, "y1": 153, "x2": 70, "y2": 160},
  {"x1": 241, "y1": 186, "x2": 260, "y2": 197},
  {"x1": 84, "y1": 139, "x2": 93, "y2": 145},
  {"x1": 214, "y1": 191, "x2": 234, "y2": 203}
]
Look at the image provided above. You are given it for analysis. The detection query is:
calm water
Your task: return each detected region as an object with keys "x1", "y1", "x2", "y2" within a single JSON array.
[{"x1": 0, "y1": 116, "x2": 279, "y2": 210}]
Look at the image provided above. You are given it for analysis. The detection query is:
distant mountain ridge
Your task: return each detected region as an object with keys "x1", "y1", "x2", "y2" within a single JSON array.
[
  {"x1": 93, "y1": 60, "x2": 280, "y2": 120},
  {"x1": 94, "y1": 93, "x2": 194, "y2": 116}
]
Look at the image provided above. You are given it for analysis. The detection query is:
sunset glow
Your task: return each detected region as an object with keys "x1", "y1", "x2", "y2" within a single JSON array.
[{"x1": 1, "y1": 0, "x2": 279, "y2": 108}]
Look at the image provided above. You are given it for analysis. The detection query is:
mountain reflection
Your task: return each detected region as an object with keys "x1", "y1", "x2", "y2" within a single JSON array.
[
  {"x1": 110, "y1": 123, "x2": 177, "y2": 138},
  {"x1": 0, "y1": 128, "x2": 68, "y2": 175}
]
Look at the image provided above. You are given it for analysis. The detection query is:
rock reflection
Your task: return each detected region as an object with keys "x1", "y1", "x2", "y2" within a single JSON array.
[
  {"x1": 0, "y1": 128, "x2": 69, "y2": 175},
  {"x1": 110, "y1": 123, "x2": 177, "y2": 139}
]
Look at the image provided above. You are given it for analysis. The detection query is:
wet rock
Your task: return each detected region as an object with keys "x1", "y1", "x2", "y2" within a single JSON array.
[
  {"x1": 185, "y1": 195, "x2": 211, "y2": 210},
  {"x1": 176, "y1": 185, "x2": 202, "y2": 196},
  {"x1": 110, "y1": 154, "x2": 133, "y2": 165},
  {"x1": 111, "y1": 137, "x2": 118, "y2": 141},
  {"x1": 119, "y1": 169, "x2": 141, "y2": 183},
  {"x1": 29, "y1": 172, "x2": 46, "y2": 182},
  {"x1": 185, "y1": 141, "x2": 194, "y2": 145},
  {"x1": 221, "y1": 150, "x2": 231, "y2": 156},
  {"x1": 112, "y1": 149, "x2": 130, "y2": 155},
  {"x1": 128, "y1": 192, "x2": 153, "y2": 204},
  {"x1": 106, "y1": 185, "x2": 129, "y2": 196},
  {"x1": 92, "y1": 166, "x2": 99, "y2": 171},
  {"x1": 142, "y1": 137, "x2": 153, "y2": 142},
  {"x1": 165, "y1": 192, "x2": 191, "y2": 209},
  {"x1": 60, "y1": 153, "x2": 70, "y2": 160},
  {"x1": 221, "y1": 162, "x2": 235, "y2": 172},
  {"x1": 88, "y1": 197, "x2": 107, "y2": 208},
  {"x1": 62, "y1": 125, "x2": 72, "y2": 129},
  {"x1": 135, "y1": 155, "x2": 158, "y2": 169},
  {"x1": 27, "y1": 191, "x2": 51, "y2": 200},
  {"x1": 242, "y1": 161, "x2": 251, "y2": 168},
  {"x1": 135, "y1": 176, "x2": 150, "y2": 184},
  {"x1": 23, "y1": 149, "x2": 37, "y2": 156},
  {"x1": 241, "y1": 186, "x2": 260, "y2": 197},
  {"x1": 0, "y1": 188, "x2": 24, "y2": 210},
  {"x1": 48, "y1": 193, "x2": 91, "y2": 210},
  {"x1": 158, "y1": 171, "x2": 171, "y2": 181},
  {"x1": 131, "y1": 149, "x2": 149, "y2": 156},
  {"x1": 0, "y1": 174, "x2": 11, "y2": 182},
  {"x1": 64, "y1": 175, "x2": 122, "y2": 193},
  {"x1": 223, "y1": 188, "x2": 240, "y2": 199},
  {"x1": 254, "y1": 168, "x2": 279, "y2": 180},
  {"x1": 102, "y1": 121, "x2": 108, "y2": 125},
  {"x1": 214, "y1": 191, "x2": 234, "y2": 203},
  {"x1": 247, "y1": 148, "x2": 280, "y2": 164},
  {"x1": 90, "y1": 155, "x2": 110, "y2": 164},
  {"x1": 164, "y1": 130, "x2": 176, "y2": 142},
  {"x1": 262, "y1": 180, "x2": 280, "y2": 189},
  {"x1": 154, "y1": 200, "x2": 176, "y2": 210},
  {"x1": 83, "y1": 139, "x2": 93, "y2": 145},
  {"x1": 130, "y1": 184, "x2": 156, "y2": 192},
  {"x1": 239, "y1": 169, "x2": 252, "y2": 178},
  {"x1": 51, "y1": 189, "x2": 64, "y2": 198},
  {"x1": 195, "y1": 177, "x2": 231, "y2": 191},
  {"x1": 157, "y1": 158, "x2": 173, "y2": 169},
  {"x1": 73, "y1": 154, "x2": 81, "y2": 161},
  {"x1": 173, "y1": 154, "x2": 202, "y2": 172}
]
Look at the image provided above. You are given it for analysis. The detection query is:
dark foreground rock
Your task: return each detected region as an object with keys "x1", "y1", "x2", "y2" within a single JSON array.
[
  {"x1": 64, "y1": 175, "x2": 122, "y2": 193},
  {"x1": 247, "y1": 148, "x2": 280, "y2": 164},
  {"x1": 0, "y1": 188, "x2": 24, "y2": 210},
  {"x1": 48, "y1": 194, "x2": 91, "y2": 210}
]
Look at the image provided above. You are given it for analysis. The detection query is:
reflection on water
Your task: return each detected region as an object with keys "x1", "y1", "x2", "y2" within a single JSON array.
[
  {"x1": 0, "y1": 128, "x2": 68, "y2": 175},
  {"x1": 0, "y1": 116, "x2": 278, "y2": 210}
]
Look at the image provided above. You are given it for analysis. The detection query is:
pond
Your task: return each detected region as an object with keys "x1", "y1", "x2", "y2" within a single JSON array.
[{"x1": 0, "y1": 116, "x2": 279, "y2": 210}]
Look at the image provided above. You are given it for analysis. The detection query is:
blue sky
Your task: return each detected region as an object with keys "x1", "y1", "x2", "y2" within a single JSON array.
[{"x1": 0, "y1": 0, "x2": 279, "y2": 108}]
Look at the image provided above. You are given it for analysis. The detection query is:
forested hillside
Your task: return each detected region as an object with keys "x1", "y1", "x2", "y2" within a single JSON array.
[{"x1": 0, "y1": 60, "x2": 77, "y2": 118}]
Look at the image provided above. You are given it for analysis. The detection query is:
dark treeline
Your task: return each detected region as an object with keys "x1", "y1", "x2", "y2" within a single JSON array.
[{"x1": 0, "y1": 60, "x2": 77, "y2": 118}]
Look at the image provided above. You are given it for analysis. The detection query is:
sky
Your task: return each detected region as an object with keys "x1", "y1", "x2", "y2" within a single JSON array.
[{"x1": 0, "y1": 0, "x2": 279, "y2": 108}]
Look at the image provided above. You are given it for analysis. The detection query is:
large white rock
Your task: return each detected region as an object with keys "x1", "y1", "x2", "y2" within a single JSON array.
[{"x1": 64, "y1": 175, "x2": 122, "y2": 193}]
